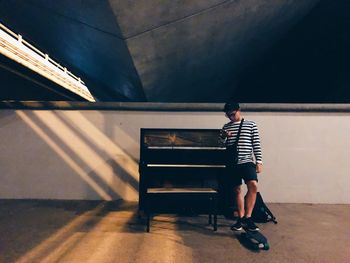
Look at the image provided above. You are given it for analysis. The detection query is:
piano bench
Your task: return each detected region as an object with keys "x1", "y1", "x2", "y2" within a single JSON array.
[{"x1": 145, "y1": 187, "x2": 218, "y2": 232}]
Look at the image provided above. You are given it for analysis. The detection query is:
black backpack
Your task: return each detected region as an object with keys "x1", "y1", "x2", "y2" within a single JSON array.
[{"x1": 251, "y1": 192, "x2": 277, "y2": 224}]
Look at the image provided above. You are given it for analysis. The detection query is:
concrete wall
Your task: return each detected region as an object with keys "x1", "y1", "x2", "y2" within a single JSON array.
[{"x1": 0, "y1": 109, "x2": 349, "y2": 203}]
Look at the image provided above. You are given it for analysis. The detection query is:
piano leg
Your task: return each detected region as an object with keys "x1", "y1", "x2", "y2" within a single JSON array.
[
  {"x1": 146, "y1": 214, "x2": 150, "y2": 232},
  {"x1": 213, "y1": 195, "x2": 218, "y2": 231},
  {"x1": 146, "y1": 196, "x2": 151, "y2": 232},
  {"x1": 208, "y1": 197, "x2": 213, "y2": 225},
  {"x1": 208, "y1": 195, "x2": 218, "y2": 231}
]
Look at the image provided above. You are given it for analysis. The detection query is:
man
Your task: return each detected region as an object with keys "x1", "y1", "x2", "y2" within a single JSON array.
[{"x1": 220, "y1": 102, "x2": 263, "y2": 231}]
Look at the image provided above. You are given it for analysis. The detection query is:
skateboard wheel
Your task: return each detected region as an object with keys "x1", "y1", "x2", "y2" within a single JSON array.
[{"x1": 263, "y1": 243, "x2": 270, "y2": 250}]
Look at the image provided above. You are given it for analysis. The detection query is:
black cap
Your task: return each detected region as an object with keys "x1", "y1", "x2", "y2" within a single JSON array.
[{"x1": 223, "y1": 102, "x2": 240, "y2": 113}]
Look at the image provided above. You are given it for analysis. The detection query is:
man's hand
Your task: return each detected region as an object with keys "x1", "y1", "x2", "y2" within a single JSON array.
[
  {"x1": 256, "y1": 163, "x2": 263, "y2": 173},
  {"x1": 219, "y1": 129, "x2": 228, "y2": 139},
  {"x1": 220, "y1": 129, "x2": 234, "y2": 139}
]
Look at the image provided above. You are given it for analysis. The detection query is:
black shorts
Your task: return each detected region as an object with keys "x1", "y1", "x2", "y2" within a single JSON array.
[{"x1": 227, "y1": 162, "x2": 258, "y2": 186}]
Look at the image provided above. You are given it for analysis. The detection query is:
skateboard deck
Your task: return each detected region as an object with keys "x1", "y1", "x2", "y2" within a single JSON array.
[{"x1": 241, "y1": 228, "x2": 270, "y2": 250}]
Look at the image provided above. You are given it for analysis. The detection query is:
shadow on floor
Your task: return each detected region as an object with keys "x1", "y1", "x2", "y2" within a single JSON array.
[{"x1": 1, "y1": 200, "x2": 350, "y2": 263}]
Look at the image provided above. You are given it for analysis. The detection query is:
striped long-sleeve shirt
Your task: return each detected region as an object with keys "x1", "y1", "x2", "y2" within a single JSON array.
[{"x1": 221, "y1": 119, "x2": 263, "y2": 165}]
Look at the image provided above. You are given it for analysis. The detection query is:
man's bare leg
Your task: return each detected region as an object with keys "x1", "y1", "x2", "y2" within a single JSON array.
[
  {"x1": 234, "y1": 185, "x2": 244, "y2": 218},
  {"x1": 231, "y1": 185, "x2": 245, "y2": 231},
  {"x1": 245, "y1": 180, "x2": 258, "y2": 217}
]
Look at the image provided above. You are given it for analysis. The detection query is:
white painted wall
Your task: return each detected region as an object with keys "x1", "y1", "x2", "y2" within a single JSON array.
[{"x1": 0, "y1": 109, "x2": 349, "y2": 203}]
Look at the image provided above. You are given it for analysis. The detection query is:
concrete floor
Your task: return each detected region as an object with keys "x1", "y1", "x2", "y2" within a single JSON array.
[{"x1": 0, "y1": 200, "x2": 349, "y2": 263}]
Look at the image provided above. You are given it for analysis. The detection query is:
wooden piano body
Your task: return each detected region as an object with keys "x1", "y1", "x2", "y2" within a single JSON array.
[{"x1": 139, "y1": 128, "x2": 228, "y2": 231}]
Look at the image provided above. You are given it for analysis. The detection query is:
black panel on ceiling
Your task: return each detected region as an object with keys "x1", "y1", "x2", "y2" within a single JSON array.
[{"x1": 236, "y1": 0, "x2": 350, "y2": 103}]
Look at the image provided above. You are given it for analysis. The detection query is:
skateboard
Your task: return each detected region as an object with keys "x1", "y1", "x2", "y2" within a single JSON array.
[{"x1": 241, "y1": 227, "x2": 270, "y2": 250}]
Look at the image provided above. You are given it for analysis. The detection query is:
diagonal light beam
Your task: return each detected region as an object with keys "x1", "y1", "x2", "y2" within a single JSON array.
[{"x1": 16, "y1": 110, "x2": 112, "y2": 200}]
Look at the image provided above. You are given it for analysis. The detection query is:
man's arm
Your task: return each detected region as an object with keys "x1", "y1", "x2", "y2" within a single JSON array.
[
  {"x1": 252, "y1": 122, "x2": 263, "y2": 173},
  {"x1": 219, "y1": 125, "x2": 229, "y2": 146}
]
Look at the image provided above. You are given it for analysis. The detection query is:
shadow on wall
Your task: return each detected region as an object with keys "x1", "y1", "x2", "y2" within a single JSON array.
[{"x1": 16, "y1": 110, "x2": 139, "y2": 201}]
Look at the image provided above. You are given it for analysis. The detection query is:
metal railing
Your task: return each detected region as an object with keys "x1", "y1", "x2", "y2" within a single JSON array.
[{"x1": 0, "y1": 23, "x2": 95, "y2": 102}]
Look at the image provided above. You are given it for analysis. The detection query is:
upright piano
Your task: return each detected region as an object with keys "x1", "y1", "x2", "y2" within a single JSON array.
[{"x1": 139, "y1": 128, "x2": 229, "y2": 231}]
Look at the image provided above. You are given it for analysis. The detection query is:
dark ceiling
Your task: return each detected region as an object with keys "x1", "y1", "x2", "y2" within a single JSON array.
[{"x1": 1, "y1": 0, "x2": 349, "y2": 103}]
